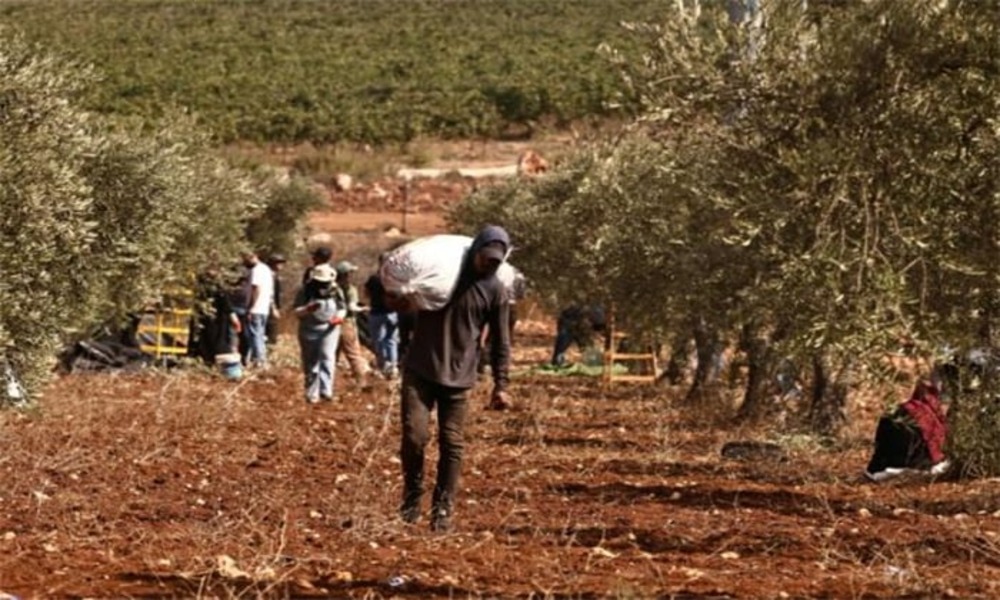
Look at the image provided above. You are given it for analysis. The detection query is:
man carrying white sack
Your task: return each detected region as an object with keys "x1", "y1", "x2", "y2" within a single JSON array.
[{"x1": 397, "y1": 224, "x2": 512, "y2": 533}]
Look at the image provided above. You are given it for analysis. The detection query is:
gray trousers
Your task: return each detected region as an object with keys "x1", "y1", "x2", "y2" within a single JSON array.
[{"x1": 400, "y1": 370, "x2": 469, "y2": 516}]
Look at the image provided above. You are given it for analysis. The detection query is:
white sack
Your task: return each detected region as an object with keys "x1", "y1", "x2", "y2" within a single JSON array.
[{"x1": 380, "y1": 234, "x2": 516, "y2": 311}]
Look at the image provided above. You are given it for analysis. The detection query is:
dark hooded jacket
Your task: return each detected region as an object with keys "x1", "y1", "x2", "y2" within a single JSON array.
[{"x1": 404, "y1": 226, "x2": 511, "y2": 390}]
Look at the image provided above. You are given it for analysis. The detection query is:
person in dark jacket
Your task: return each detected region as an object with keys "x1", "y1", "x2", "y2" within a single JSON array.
[
  {"x1": 265, "y1": 253, "x2": 287, "y2": 345},
  {"x1": 364, "y1": 253, "x2": 400, "y2": 378},
  {"x1": 477, "y1": 267, "x2": 526, "y2": 377},
  {"x1": 398, "y1": 225, "x2": 512, "y2": 532},
  {"x1": 398, "y1": 311, "x2": 415, "y2": 363},
  {"x1": 228, "y1": 268, "x2": 252, "y2": 364},
  {"x1": 193, "y1": 268, "x2": 240, "y2": 365},
  {"x1": 551, "y1": 304, "x2": 606, "y2": 366}
]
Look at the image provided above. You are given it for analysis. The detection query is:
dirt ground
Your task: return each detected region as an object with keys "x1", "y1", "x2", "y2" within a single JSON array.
[
  {"x1": 4, "y1": 328, "x2": 1000, "y2": 599},
  {"x1": 3, "y1": 166, "x2": 1000, "y2": 599}
]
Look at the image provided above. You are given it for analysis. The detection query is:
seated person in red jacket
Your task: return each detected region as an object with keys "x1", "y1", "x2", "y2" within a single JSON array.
[{"x1": 865, "y1": 379, "x2": 950, "y2": 481}]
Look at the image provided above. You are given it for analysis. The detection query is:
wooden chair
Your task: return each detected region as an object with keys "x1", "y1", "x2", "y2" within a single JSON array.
[{"x1": 601, "y1": 308, "x2": 659, "y2": 389}]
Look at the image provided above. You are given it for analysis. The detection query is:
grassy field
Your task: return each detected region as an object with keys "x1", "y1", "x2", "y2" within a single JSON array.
[{"x1": 0, "y1": 0, "x2": 664, "y2": 144}]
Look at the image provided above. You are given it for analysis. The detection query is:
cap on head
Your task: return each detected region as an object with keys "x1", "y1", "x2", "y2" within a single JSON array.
[
  {"x1": 311, "y1": 246, "x2": 333, "y2": 262},
  {"x1": 310, "y1": 263, "x2": 336, "y2": 283},
  {"x1": 268, "y1": 253, "x2": 287, "y2": 265},
  {"x1": 480, "y1": 241, "x2": 507, "y2": 263},
  {"x1": 335, "y1": 260, "x2": 359, "y2": 275}
]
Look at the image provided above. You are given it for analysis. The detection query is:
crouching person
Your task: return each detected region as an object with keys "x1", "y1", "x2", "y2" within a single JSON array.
[
  {"x1": 865, "y1": 380, "x2": 950, "y2": 482},
  {"x1": 293, "y1": 264, "x2": 346, "y2": 404}
]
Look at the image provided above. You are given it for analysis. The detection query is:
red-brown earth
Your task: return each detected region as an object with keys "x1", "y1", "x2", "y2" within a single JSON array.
[{"x1": 2, "y1": 143, "x2": 1000, "y2": 599}]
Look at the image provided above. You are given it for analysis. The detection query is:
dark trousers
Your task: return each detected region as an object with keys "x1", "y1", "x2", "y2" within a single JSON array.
[
  {"x1": 235, "y1": 310, "x2": 250, "y2": 365},
  {"x1": 551, "y1": 312, "x2": 595, "y2": 366},
  {"x1": 400, "y1": 370, "x2": 469, "y2": 516},
  {"x1": 866, "y1": 415, "x2": 931, "y2": 474},
  {"x1": 265, "y1": 314, "x2": 280, "y2": 345}
]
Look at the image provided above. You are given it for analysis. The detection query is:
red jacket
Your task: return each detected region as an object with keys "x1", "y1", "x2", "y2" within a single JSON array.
[{"x1": 901, "y1": 381, "x2": 948, "y2": 464}]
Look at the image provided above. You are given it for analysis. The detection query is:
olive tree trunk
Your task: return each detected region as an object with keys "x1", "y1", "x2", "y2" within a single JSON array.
[{"x1": 809, "y1": 352, "x2": 850, "y2": 437}]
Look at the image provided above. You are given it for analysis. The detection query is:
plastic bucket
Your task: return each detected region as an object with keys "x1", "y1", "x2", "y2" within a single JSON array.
[{"x1": 215, "y1": 353, "x2": 243, "y2": 381}]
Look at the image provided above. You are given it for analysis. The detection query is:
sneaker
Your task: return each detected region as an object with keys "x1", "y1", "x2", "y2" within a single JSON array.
[
  {"x1": 400, "y1": 489, "x2": 422, "y2": 524},
  {"x1": 864, "y1": 468, "x2": 904, "y2": 482},
  {"x1": 306, "y1": 396, "x2": 321, "y2": 404},
  {"x1": 400, "y1": 502, "x2": 420, "y2": 524},
  {"x1": 429, "y1": 509, "x2": 452, "y2": 533},
  {"x1": 930, "y1": 459, "x2": 951, "y2": 475}
]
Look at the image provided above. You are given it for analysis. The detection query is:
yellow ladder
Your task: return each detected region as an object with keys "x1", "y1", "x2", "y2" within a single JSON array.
[{"x1": 136, "y1": 289, "x2": 194, "y2": 359}]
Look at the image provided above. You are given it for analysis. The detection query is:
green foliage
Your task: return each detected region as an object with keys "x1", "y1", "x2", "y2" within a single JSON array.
[
  {"x1": 244, "y1": 173, "x2": 324, "y2": 259},
  {"x1": 454, "y1": 0, "x2": 1000, "y2": 454},
  {"x1": 0, "y1": 37, "x2": 99, "y2": 393},
  {"x1": 1, "y1": 35, "x2": 303, "y2": 399},
  {"x1": 451, "y1": 133, "x2": 737, "y2": 340},
  {"x1": 450, "y1": 145, "x2": 613, "y2": 311},
  {"x1": 80, "y1": 118, "x2": 262, "y2": 324},
  {"x1": 949, "y1": 388, "x2": 1000, "y2": 478},
  {"x1": 0, "y1": 0, "x2": 664, "y2": 145}
]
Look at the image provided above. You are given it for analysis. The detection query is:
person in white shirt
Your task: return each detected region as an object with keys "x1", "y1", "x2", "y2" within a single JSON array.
[{"x1": 242, "y1": 250, "x2": 274, "y2": 368}]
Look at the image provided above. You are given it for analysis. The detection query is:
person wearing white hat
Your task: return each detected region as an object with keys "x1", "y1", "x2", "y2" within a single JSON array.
[{"x1": 293, "y1": 263, "x2": 347, "y2": 403}]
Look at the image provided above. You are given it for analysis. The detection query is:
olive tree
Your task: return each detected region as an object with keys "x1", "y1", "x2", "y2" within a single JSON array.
[
  {"x1": 80, "y1": 120, "x2": 260, "y2": 323},
  {"x1": 452, "y1": 130, "x2": 748, "y2": 402},
  {"x1": 1, "y1": 35, "x2": 316, "y2": 399},
  {"x1": 454, "y1": 0, "x2": 1000, "y2": 457},
  {"x1": 595, "y1": 0, "x2": 1000, "y2": 439},
  {"x1": 0, "y1": 37, "x2": 102, "y2": 393}
]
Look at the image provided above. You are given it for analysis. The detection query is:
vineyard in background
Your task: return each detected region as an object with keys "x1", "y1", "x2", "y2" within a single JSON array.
[{"x1": 0, "y1": 0, "x2": 664, "y2": 145}]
